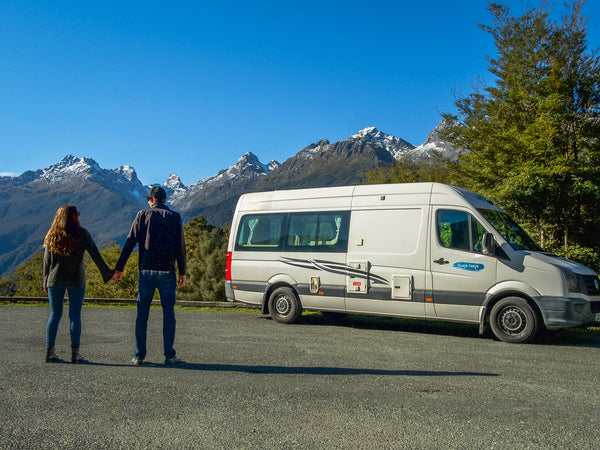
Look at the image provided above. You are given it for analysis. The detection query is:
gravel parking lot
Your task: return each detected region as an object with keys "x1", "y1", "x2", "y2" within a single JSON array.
[{"x1": 2, "y1": 304, "x2": 600, "y2": 449}]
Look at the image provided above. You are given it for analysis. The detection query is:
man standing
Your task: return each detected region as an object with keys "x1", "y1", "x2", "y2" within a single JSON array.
[{"x1": 113, "y1": 186, "x2": 186, "y2": 365}]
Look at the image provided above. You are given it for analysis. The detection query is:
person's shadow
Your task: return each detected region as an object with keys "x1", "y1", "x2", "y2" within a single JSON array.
[{"x1": 121, "y1": 360, "x2": 500, "y2": 377}]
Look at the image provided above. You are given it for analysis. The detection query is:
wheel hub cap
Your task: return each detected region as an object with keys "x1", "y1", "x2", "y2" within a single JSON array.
[
  {"x1": 275, "y1": 297, "x2": 291, "y2": 315},
  {"x1": 501, "y1": 307, "x2": 525, "y2": 333}
]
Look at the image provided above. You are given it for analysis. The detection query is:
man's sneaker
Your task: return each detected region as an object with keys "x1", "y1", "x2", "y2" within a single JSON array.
[
  {"x1": 131, "y1": 357, "x2": 144, "y2": 366},
  {"x1": 71, "y1": 348, "x2": 85, "y2": 364},
  {"x1": 164, "y1": 356, "x2": 182, "y2": 365}
]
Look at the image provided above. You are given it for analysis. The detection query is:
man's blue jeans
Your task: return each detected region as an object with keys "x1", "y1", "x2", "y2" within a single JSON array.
[
  {"x1": 46, "y1": 285, "x2": 86, "y2": 348},
  {"x1": 135, "y1": 271, "x2": 177, "y2": 360}
]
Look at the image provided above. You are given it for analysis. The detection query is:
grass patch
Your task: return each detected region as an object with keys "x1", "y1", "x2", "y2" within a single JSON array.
[
  {"x1": 0, "y1": 299, "x2": 260, "y2": 314},
  {"x1": 83, "y1": 302, "x2": 260, "y2": 313},
  {"x1": 0, "y1": 300, "x2": 48, "y2": 307},
  {"x1": 176, "y1": 305, "x2": 260, "y2": 313}
]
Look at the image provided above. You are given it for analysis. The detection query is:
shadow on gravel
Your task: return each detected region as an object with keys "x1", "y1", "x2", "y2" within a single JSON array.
[
  {"x1": 280, "y1": 313, "x2": 483, "y2": 339},
  {"x1": 49, "y1": 358, "x2": 497, "y2": 376},
  {"x1": 43, "y1": 360, "x2": 133, "y2": 367},
  {"x1": 527, "y1": 328, "x2": 600, "y2": 348},
  {"x1": 162, "y1": 362, "x2": 499, "y2": 377},
  {"x1": 60, "y1": 359, "x2": 497, "y2": 376}
]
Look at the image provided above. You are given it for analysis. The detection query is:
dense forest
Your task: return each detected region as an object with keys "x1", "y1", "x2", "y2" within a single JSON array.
[
  {"x1": 0, "y1": 216, "x2": 229, "y2": 301},
  {"x1": 2, "y1": 1, "x2": 600, "y2": 299},
  {"x1": 366, "y1": 1, "x2": 600, "y2": 272}
]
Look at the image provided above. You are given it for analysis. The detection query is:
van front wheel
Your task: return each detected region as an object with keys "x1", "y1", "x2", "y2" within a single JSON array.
[
  {"x1": 268, "y1": 287, "x2": 302, "y2": 324},
  {"x1": 490, "y1": 296, "x2": 539, "y2": 343}
]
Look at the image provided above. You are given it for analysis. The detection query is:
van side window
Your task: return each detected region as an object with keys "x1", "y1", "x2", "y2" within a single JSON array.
[
  {"x1": 285, "y1": 212, "x2": 347, "y2": 251},
  {"x1": 437, "y1": 210, "x2": 486, "y2": 253},
  {"x1": 235, "y1": 214, "x2": 285, "y2": 250},
  {"x1": 234, "y1": 211, "x2": 349, "y2": 252}
]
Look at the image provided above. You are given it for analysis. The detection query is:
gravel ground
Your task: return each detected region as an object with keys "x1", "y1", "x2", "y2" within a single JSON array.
[{"x1": 1, "y1": 304, "x2": 600, "y2": 449}]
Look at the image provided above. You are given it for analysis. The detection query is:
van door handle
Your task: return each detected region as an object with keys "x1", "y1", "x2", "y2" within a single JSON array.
[{"x1": 433, "y1": 258, "x2": 450, "y2": 265}]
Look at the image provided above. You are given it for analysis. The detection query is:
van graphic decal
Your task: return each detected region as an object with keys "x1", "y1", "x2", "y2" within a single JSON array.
[
  {"x1": 453, "y1": 262, "x2": 484, "y2": 271},
  {"x1": 280, "y1": 257, "x2": 389, "y2": 285}
]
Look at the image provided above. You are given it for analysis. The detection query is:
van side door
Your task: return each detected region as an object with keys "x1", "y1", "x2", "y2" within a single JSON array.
[
  {"x1": 346, "y1": 208, "x2": 428, "y2": 317},
  {"x1": 280, "y1": 211, "x2": 350, "y2": 311},
  {"x1": 430, "y1": 208, "x2": 497, "y2": 322}
]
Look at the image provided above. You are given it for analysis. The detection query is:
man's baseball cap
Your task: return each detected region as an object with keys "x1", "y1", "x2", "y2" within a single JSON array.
[{"x1": 147, "y1": 186, "x2": 167, "y2": 202}]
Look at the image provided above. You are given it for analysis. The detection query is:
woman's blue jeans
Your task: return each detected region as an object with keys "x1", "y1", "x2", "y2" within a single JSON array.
[
  {"x1": 135, "y1": 271, "x2": 177, "y2": 360},
  {"x1": 46, "y1": 285, "x2": 86, "y2": 348}
]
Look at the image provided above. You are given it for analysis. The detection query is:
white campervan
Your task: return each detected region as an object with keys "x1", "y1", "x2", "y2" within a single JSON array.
[{"x1": 225, "y1": 182, "x2": 599, "y2": 343}]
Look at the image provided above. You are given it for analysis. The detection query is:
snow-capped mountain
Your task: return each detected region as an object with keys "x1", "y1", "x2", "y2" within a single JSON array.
[
  {"x1": 11, "y1": 124, "x2": 454, "y2": 209},
  {"x1": 170, "y1": 152, "x2": 279, "y2": 217},
  {"x1": 165, "y1": 173, "x2": 186, "y2": 191},
  {"x1": 169, "y1": 152, "x2": 279, "y2": 210},
  {"x1": 186, "y1": 151, "x2": 278, "y2": 193},
  {"x1": 294, "y1": 121, "x2": 459, "y2": 166},
  {"x1": 347, "y1": 121, "x2": 465, "y2": 162},
  {"x1": 349, "y1": 126, "x2": 416, "y2": 159},
  {"x1": 35, "y1": 155, "x2": 149, "y2": 203},
  {"x1": 0, "y1": 122, "x2": 460, "y2": 276},
  {"x1": 410, "y1": 119, "x2": 467, "y2": 161},
  {"x1": 161, "y1": 173, "x2": 188, "y2": 203}
]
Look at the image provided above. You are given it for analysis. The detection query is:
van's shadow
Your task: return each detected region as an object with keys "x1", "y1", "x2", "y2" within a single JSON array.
[{"x1": 289, "y1": 313, "x2": 600, "y2": 348}]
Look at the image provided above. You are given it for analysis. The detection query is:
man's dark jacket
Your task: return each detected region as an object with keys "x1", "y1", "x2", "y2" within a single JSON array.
[{"x1": 115, "y1": 203, "x2": 186, "y2": 275}]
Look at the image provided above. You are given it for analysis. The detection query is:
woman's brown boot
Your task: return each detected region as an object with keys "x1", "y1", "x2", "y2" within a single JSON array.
[
  {"x1": 45, "y1": 347, "x2": 58, "y2": 363},
  {"x1": 71, "y1": 348, "x2": 85, "y2": 364}
]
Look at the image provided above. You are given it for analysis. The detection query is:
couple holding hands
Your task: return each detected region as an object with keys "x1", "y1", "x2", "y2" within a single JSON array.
[{"x1": 42, "y1": 186, "x2": 186, "y2": 366}]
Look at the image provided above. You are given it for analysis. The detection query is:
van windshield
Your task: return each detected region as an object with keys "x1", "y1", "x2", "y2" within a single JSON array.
[{"x1": 478, "y1": 209, "x2": 542, "y2": 252}]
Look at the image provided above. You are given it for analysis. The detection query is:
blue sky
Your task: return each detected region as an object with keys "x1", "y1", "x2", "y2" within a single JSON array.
[{"x1": 2, "y1": 1, "x2": 600, "y2": 186}]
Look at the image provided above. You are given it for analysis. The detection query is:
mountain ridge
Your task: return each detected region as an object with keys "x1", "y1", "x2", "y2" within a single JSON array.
[{"x1": 0, "y1": 121, "x2": 458, "y2": 276}]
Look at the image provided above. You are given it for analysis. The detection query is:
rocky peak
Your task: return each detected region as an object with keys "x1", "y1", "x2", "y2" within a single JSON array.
[
  {"x1": 350, "y1": 127, "x2": 415, "y2": 160},
  {"x1": 411, "y1": 119, "x2": 467, "y2": 161},
  {"x1": 41, "y1": 155, "x2": 100, "y2": 182},
  {"x1": 234, "y1": 152, "x2": 270, "y2": 174},
  {"x1": 34, "y1": 155, "x2": 148, "y2": 202},
  {"x1": 222, "y1": 152, "x2": 279, "y2": 179},
  {"x1": 296, "y1": 139, "x2": 331, "y2": 160},
  {"x1": 165, "y1": 173, "x2": 186, "y2": 190},
  {"x1": 349, "y1": 126, "x2": 380, "y2": 140},
  {"x1": 113, "y1": 165, "x2": 138, "y2": 182}
]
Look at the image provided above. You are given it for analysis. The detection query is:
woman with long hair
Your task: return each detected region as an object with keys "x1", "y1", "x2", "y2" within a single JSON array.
[{"x1": 43, "y1": 205, "x2": 114, "y2": 363}]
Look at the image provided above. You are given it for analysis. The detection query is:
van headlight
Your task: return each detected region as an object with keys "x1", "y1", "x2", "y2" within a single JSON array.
[{"x1": 562, "y1": 270, "x2": 583, "y2": 294}]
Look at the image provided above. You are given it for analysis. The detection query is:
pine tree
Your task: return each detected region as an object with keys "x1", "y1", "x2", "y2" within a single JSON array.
[
  {"x1": 179, "y1": 216, "x2": 229, "y2": 301},
  {"x1": 364, "y1": 157, "x2": 452, "y2": 185},
  {"x1": 443, "y1": 1, "x2": 600, "y2": 267},
  {"x1": 1, "y1": 251, "x2": 45, "y2": 297}
]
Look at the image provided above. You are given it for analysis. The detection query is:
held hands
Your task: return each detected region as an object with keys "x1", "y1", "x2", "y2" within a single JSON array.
[{"x1": 111, "y1": 270, "x2": 123, "y2": 282}]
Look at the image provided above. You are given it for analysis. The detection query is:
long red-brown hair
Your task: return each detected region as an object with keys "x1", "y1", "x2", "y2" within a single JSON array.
[{"x1": 44, "y1": 205, "x2": 83, "y2": 256}]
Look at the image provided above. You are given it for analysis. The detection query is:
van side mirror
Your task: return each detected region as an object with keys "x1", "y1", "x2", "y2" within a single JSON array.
[{"x1": 482, "y1": 233, "x2": 495, "y2": 256}]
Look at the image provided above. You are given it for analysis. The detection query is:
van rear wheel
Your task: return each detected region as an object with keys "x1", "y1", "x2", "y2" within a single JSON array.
[
  {"x1": 268, "y1": 287, "x2": 302, "y2": 324},
  {"x1": 490, "y1": 296, "x2": 539, "y2": 343}
]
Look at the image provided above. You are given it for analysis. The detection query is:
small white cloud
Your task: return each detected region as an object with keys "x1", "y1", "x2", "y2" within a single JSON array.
[{"x1": 0, "y1": 172, "x2": 18, "y2": 177}]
